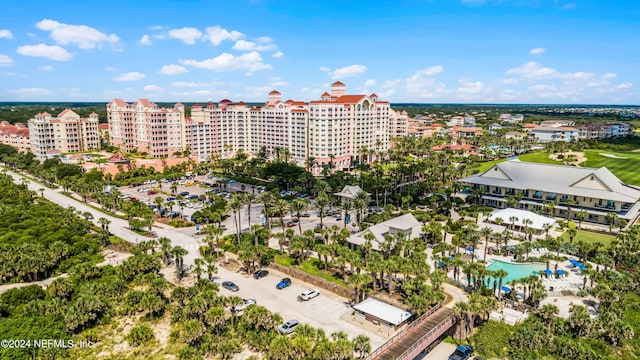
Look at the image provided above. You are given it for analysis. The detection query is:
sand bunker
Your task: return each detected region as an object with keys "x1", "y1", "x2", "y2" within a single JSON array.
[
  {"x1": 548, "y1": 151, "x2": 587, "y2": 165},
  {"x1": 599, "y1": 153, "x2": 628, "y2": 159}
]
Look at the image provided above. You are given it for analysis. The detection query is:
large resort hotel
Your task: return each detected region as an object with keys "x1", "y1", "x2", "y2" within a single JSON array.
[{"x1": 459, "y1": 159, "x2": 640, "y2": 225}]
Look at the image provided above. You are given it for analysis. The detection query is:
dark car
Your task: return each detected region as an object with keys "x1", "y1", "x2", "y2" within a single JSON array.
[
  {"x1": 449, "y1": 345, "x2": 474, "y2": 360},
  {"x1": 222, "y1": 281, "x2": 239, "y2": 292},
  {"x1": 179, "y1": 191, "x2": 190, "y2": 197},
  {"x1": 276, "y1": 277, "x2": 291, "y2": 289},
  {"x1": 253, "y1": 269, "x2": 269, "y2": 279}
]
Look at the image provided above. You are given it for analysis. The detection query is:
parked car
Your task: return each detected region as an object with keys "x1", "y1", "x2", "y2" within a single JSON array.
[
  {"x1": 286, "y1": 221, "x2": 295, "y2": 228},
  {"x1": 253, "y1": 269, "x2": 269, "y2": 279},
  {"x1": 276, "y1": 278, "x2": 292, "y2": 289},
  {"x1": 298, "y1": 289, "x2": 320, "y2": 301},
  {"x1": 222, "y1": 281, "x2": 239, "y2": 292},
  {"x1": 179, "y1": 191, "x2": 190, "y2": 197},
  {"x1": 449, "y1": 345, "x2": 474, "y2": 360},
  {"x1": 278, "y1": 320, "x2": 299, "y2": 335},
  {"x1": 166, "y1": 197, "x2": 176, "y2": 201},
  {"x1": 335, "y1": 215, "x2": 342, "y2": 221},
  {"x1": 231, "y1": 298, "x2": 256, "y2": 313},
  {"x1": 147, "y1": 190, "x2": 157, "y2": 195},
  {"x1": 300, "y1": 212, "x2": 310, "y2": 217},
  {"x1": 291, "y1": 217, "x2": 299, "y2": 223},
  {"x1": 188, "y1": 194, "x2": 199, "y2": 200}
]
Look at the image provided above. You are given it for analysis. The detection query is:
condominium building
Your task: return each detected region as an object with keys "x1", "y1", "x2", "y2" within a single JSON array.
[
  {"x1": 0, "y1": 121, "x2": 30, "y2": 153},
  {"x1": 530, "y1": 122, "x2": 632, "y2": 142},
  {"x1": 111, "y1": 82, "x2": 407, "y2": 174},
  {"x1": 458, "y1": 159, "x2": 640, "y2": 224},
  {"x1": 28, "y1": 109, "x2": 100, "y2": 160},
  {"x1": 107, "y1": 99, "x2": 186, "y2": 158}
]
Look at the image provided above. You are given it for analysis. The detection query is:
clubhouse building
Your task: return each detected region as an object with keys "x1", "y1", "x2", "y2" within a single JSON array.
[{"x1": 458, "y1": 159, "x2": 640, "y2": 225}]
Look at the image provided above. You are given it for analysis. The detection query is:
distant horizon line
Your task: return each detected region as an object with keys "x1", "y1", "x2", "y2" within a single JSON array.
[{"x1": 1, "y1": 101, "x2": 638, "y2": 107}]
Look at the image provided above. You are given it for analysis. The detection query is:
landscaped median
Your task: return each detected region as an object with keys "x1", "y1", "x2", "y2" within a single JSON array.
[{"x1": 271, "y1": 255, "x2": 352, "y2": 299}]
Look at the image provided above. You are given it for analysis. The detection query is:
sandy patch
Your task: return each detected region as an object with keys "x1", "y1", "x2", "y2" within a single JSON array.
[
  {"x1": 548, "y1": 151, "x2": 586, "y2": 166},
  {"x1": 599, "y1": 153, "x2": 628, "y2": 159}
]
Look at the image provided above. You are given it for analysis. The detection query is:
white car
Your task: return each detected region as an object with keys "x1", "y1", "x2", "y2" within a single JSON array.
[
  {"x1": 298, "y1": 289, "x2": 320, "y2": 301},
  {"x1": 232, "y1": 298, "x2": 256, "y2": 313},
  {"x1": 178, "y1": 180, "x2": 187, "y2": 185}
]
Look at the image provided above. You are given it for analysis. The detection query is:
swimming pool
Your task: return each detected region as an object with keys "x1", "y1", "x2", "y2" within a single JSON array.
[{"x1": 486, "y1": 260, "x2": 546, "y2": 286}]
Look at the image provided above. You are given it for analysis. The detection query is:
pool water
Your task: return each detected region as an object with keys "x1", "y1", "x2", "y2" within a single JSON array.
[{"x1": 486, "y1": 260, "x2": 546, "y2": 286}]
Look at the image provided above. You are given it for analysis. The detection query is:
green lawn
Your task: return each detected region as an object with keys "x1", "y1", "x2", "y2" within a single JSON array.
[
  {"x1": 559, "y1": 229, "x2": 616, "y2": 248},
  {"x1": 474, "y1": 149, "x2": 640, "y2": 186},
  {"x1": 517, "y1": 151, "x2": 563, "y2": 165},
  {"x1": 299, "y1": 259, "x2": 347, "y2": 287},
  {"x1": 474, "y1": 158, "x2": 508, "y2": 173},
  {"x1": 581, "y1": 149, "x2": 640, "y2": 186}
]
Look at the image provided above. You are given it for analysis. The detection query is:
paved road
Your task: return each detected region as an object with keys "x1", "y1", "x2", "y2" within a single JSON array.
[{"x1": 4, "y1": 168, "x2": 385, "y2": 346}]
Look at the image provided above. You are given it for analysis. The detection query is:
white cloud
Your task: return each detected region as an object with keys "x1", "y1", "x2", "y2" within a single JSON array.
[
  {"x1": 114, "y1": 72, "x2": 146, "y2": 82},
  {"x1": 16, "y1": 43, "x2": 73, "y2": 61},
  {"x1": 36, "y1": 19, "x2": 120, "y2": 49},
  {"x1": 269, "y1": 77, "x2": 288, "y2": 87},
  {"x1": 0, "y1": 54, "x2": 13, "y2": 66},
  {"x1": 503, "y1": 78, "x2": 519, "y2": 85},
  {"x1": 38, "y1": 65, "x2": 54, "y2": 71},
  {"x1": 616, "y1": 82, "x2": 633, "y2": 89},
  {"x1": 603, "y1": 73, "x2": 617, "y2": 79},
  {"x1": 405, "y1": 66, "x2": 450, "y2": 99},
  {"x1": 364, "y1": 79, "x2": 376, "y2": 87},
  {"x1": 167, "y1": 27, "x2": 202, "y2": 45},
  {"x1": 245, "y1": 85, "x2": 271, "y2": 99},
  {"x1": 457, "y1": 78, "x2": 493, "y2": 101},
  {"x1": 139, "y1": 35, "x2": 152, "y2": 46},
  {"x1": 561, "y1": 71, "x2": 595, "y2": 81},
  {"x1": 506, "y1": 62, "x2": 556, "y2": 80},
  {"x1": 321, "y1": 64, "x2": 368, "y2": 79},
  {"x1": 171, "y1": 81, "x2": 209, "y2": 88},
  {"x1": 204, "y1": 26, "x2": 244, "y2": 45},
  {"x1": 232, "y1": 39, "x2": 275, "y2": 51},
  {"x1": 105, "y1": 66, "x2": 117, "y2": 72},
  {"x1": 10, "y1": 88, "x2": 53, "y2": 97},
  {"x1": 180, "y1": 51, "x2": 271, "y2": 75},
  {"x1": 0, "y1": 30, "x2": 13, "y2": 39},
  {"x1": 413, "y1": 65, "x2": 444, "y2": 77},
  {"x1": 529, "y1": 47, "x2": 545, "y2": 55},
  {"x1": 150, "y1": 25, "x2": 165, "y2": 31},
  {"x1": 159, "y1": 64, "x2": 188, "y2": 75},
  {"x1": 144, "y1": 85, "x2": 164, "y2": 92},
  {"x1": 272, "y1": 51, "x2": 283, "y2": 58}
]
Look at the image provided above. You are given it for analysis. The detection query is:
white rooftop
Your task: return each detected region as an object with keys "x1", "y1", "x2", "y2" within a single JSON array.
[
  {"x1": 334, "y1": 185, "x2": 368, "y2": 200},
  {"x1": 488, "y1": 208, "x2": 555, "y2": 231},
  {"x1": 459, "y1": 159, "x2": 640, "y2": 203},
  {"x1": 348, "y1": 213, "x2": 422, "y2": 251},
  {"x1": 352, "y1": 298, "x2": 413, "y2": 326}
]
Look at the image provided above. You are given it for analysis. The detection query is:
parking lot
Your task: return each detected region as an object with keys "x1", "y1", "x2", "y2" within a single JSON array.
[
  {"x1": 215, "y1": 264, "x2": 387, "y2": 348},
  {"x1": 116, "y1": 174, "x2": 358, "y2": 236}
]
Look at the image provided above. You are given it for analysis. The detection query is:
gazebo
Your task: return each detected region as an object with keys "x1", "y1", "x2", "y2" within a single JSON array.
[{"x1": 334, "y1": 185, "x2": 368, "y2": 204}]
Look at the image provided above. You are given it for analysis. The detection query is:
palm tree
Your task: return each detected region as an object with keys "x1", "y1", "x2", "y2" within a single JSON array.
[
  {"x1": 538, "y1": 304, "x2": 559, "y2": 329},
  {"x1": 494, "y1": 269, "x2": 508, "y2": 297},
  {"x1": 315, "y1": 191, "x2": 330, "y2": 230},
  {"x1": 159, "y1": 237, "x2": 172, "y2": 265},
  {"x1": 565, "y1": 198, "x2": 575, "y2": 222},
  {"x1": 171, "y1": 246, "x2": 188, "y2": 281},
  {"x1": 509, "y1": 216, "x2": 519, "y2": 231},
  {"x1": 576, "y1": 210, "x2": 588, "y2": 229},
  {"x1": 607, "y1": 212, "x2": 617, "y2": 233},
  {"x1": 352, "y1": 335, "x2": 371, "y2": 359},
  {"x1": 481, "y1": 227, "x2": 493, "y2": 263},
  {"x1": 98, "y1": 217, "x2": 111, "y2": 232},
  {"x1": 243, "y1": 193, "x2": 256, "y2": 231},
  {"x1": 274, "y1": 198, "x2": 289, "y2": 231},
  {"x1": 290, "y1": 199, "x2": 307, "y2": 234},
  {"x1": 341, "y1": 200, "x2": 353, "y2": 228},
  {"x1": 228, "y1": 195, "x2": 243, "y2": 245},
  {"x1": 258, "y1": 191, "x2": 274, "y2": 229}
]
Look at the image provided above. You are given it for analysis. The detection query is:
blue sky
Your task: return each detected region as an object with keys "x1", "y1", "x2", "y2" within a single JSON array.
[{"x1": 0, "y1": 0, "x2": 638, "y2": 104}]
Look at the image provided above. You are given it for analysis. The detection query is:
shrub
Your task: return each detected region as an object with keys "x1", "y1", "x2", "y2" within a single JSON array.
[{"x1": 127, "y1": 324, "x2": 154, "y2": 346}]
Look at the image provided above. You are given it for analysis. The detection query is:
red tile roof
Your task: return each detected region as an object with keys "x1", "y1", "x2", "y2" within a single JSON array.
[
  {"x1": 98, "y1": 123, "x2": 109, "y2": 129},
  {"x1": 332, "y1": 81, "x2": 345, "y2": 86},
  {"x1": 269, "y1": 90, "x2": 281, "y2": 95},
  {"x1": 334, "y1": 95, "x2": 365, "y2": 103}
]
